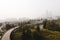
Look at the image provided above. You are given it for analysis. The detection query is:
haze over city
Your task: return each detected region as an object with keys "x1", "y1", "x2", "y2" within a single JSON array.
[
  {"x1": 0, "y1": 0, "x2": 60, "y2": 40},
  {"x1": 0, "y1": 0, "x2": 60, "y2": 19}
]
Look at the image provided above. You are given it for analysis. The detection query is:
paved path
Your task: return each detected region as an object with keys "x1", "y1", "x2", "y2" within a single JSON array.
[{"x1": 1, "y1": 26, "x2": 19, "y2": 40}]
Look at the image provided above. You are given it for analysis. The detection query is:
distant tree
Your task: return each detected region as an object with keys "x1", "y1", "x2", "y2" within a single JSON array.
[
  {"x1": 22, "y1": 24, "x2": 32, "y2": 40},
  {"x1": 46, "y1": 20, "x2": 60, "y2": 31},
  {"x1": 5, "y1": 24, "x2": 15, "y2": 30},
  {"x1": 43, "y1": 19, "x2": 47, "y2": 28},
  {"x1": 17, "y1": 26, "x2": 22, "y2": 32},
  {"x1": 36, "y1": 24, "x2": 40, "y2": 32}
]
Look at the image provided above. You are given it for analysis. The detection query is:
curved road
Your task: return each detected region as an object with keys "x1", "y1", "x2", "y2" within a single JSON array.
[{"x1": 1, "y1": 26, "x2": 19, "y2": 40}]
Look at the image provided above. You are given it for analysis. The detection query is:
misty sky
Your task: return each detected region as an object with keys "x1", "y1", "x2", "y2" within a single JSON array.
[{"x1": 0, "y1": 0, "x2": 60, "y2": 19}]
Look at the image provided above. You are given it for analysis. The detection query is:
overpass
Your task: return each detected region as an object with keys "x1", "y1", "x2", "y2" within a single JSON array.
[{"x1": 1, "y1": 26, "x2": 19, "y2": 40}]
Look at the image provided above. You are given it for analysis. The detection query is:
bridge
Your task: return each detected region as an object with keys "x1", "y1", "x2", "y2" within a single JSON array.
[{"x1": 1, "y1": 26, "x2": 19, "y2": 40}]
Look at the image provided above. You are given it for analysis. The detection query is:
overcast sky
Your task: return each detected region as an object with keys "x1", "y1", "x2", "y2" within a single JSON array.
[{"x1": 0, "y1": 0, "x2": 60, "y2": 19}]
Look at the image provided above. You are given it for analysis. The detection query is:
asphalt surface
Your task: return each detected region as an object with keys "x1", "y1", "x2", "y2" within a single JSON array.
[{"x1": 1, "y1": 26, "x2": 19, "y2": 40}]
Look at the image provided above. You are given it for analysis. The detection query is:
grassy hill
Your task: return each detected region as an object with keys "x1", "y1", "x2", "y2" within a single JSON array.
[{"x1": 10, "y1": 19, "x2": 60, "y2": 40}]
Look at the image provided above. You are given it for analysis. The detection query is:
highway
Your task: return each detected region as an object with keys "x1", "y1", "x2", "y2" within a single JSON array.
[{"x1": 1, "y1": 26, "x2": 19, "y2": 40}]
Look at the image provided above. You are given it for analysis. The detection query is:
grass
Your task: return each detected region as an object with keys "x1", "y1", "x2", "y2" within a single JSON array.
[
  {"x1": 40, "y1": 29, "x2": 60, "y2": 40},
  {"x1": 11, "y1": 28, "x2": 60, "y2": 40}
]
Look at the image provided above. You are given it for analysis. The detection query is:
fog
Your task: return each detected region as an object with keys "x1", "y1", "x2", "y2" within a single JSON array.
[{"x1": 0, "y1": 0, "x2": 60, "y2": 19}]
